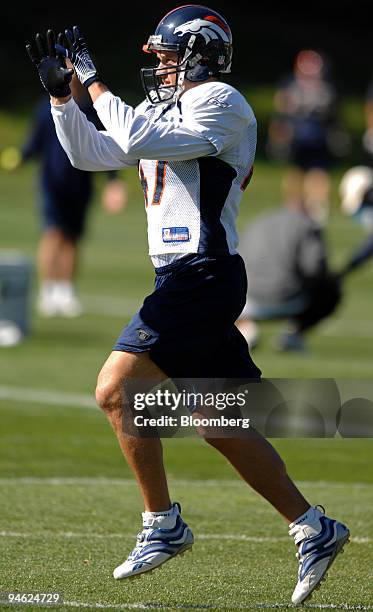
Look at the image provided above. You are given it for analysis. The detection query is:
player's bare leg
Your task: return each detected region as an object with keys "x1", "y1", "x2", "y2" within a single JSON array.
[
  {"x1": 198, "y1": 430, "x2": 310, "y2": 522},
  {"x1": 97, "y1": 352, "x2": 309, "y2": 519},
  {"x1": 198, "y1": 428, "x2": 349, "y2": 604},
  {"x1": 52, "y1": 236, "x2": 82, "y2": 316},
  {"x1": 37, "y1": 228, "x2": 65, "y2": 316},
  {"x1": 37, "y1": 227, "x2": 65, "y2": 282},
  {"x1": 96, "y1": 350, "x2": 171, "y2": 511},
  {"x1": 57, "y1": 235, "x2": 78, "y2": 281},
  {"x1": 37, "y1": 228, "x2": 82, "y2": 317},
  {"x1": 96, "y1": 350, "x2": 194, "y2": 579}
]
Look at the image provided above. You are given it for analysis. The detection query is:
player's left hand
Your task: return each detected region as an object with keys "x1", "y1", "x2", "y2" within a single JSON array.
[
  {"x1": 55, "y1": 26, "x2": 101, "y2": 89},
  {"x1": 26, "y1": 30, "x2": 74, "y2": 98}
]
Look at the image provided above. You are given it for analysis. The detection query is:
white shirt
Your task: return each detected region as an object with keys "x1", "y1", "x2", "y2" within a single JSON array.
[{"x1": 51, "y1": 81, "x2": 257, "y2": 267}]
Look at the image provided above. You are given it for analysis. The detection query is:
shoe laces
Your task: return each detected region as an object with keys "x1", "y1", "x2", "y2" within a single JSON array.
[
  {"x1": 127, "y1": 530, "x2": 148, "y2": 560},
  {"x1": 136, "y1": 531, "x2": 146, "y2": 544},
  {"x1": 128, "y1": 503, "x2": 181, "y2": 561}
]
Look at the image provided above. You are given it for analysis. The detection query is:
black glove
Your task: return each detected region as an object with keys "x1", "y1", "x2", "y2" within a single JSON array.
[
  {"x1": 55, "y1": 26, "x2": 101, "y2": 89},
  {"x1": 26, "y1": 30, "x2": 74, "y2": 97}
]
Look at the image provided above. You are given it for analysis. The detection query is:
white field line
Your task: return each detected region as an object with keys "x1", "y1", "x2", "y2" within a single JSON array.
[
  {"x1": 0, "y1": 530, "x2": 370, "y2": 544},
  {"x1": 62, "y1": 603, "x2": 166, "y2": 610},
  {"x1": 255, "y1": 606, "x2": 373, "y2": 611},
  {"x1": 10, "y1": 599, "x2": 372, "y2": 610},
  {"x1": 0, "y1": 477, "x2": 372, "y2": 489},
  {"x1": 0, "y1": 385, "x2": 97, "y2": 409}
]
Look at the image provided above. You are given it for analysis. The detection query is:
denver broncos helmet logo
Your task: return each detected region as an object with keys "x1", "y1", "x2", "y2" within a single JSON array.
[{"x1": 173, "y1": 16, "x2": 231, "y2": 44}]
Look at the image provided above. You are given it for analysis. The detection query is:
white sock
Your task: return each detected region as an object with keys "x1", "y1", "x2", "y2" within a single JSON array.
[
  {"x1": 40, "y1": 280, "x2": 56, "y2": 297},
  {"x1": 142, "y1": 504, "x2": 177, "y2": 528},
  {"x1": 289, "y1": 505, "x2": 323, "y2": 529},
  {"x1": 55, "y1": 281, "x2": 75, "y2": 299}
]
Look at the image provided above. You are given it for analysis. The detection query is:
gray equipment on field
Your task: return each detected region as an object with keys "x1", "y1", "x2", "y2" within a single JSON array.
[{"x1": 0, "y1": 252, "x2": 33, "y2": 346}]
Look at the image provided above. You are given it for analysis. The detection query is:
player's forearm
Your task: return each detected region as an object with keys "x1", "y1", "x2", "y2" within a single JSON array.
[
  {"x1": 51, "y1": 96, "x2": 136, "y2": 170},
  {"x1": 93, "y1": 91, "x2": 136, "y2": 139},
  {"x1": 50, "y1": 94, "x2": 72, "y2": 105},
  {"x1": 87, "y1": 81, "x2": 109, "y2": 104},
  {"x1": 50, "y1": 81, "x2": 108, "y2": 107}
]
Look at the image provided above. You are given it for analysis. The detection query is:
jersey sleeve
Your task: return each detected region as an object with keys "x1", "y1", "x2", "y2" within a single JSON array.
[
  {"x1": 50, "y1": 97, "x2": 138, "y2": 171},
  {"x1": 182, "y1": 85, "x2": 256, "y2": 154},
  {"x1": 52, "y1": 86, "x2": 254, "y2": 167},
  {"x1": 93, "y1": 91, "x2": 217, "y2": 161},
  {"x1": 93, "y1": 88, "x2": 255, "y2": 160}
]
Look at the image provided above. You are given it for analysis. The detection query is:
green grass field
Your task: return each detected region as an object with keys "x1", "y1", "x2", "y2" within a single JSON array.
[
  {"x1": 0, "y1": 114, "x2": 373, "y2": 610},
  {"x1": 1, "y1": 401, "x2": 373, "y2": 610}
]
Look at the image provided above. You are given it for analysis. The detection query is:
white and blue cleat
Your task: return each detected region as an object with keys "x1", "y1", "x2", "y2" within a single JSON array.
[
  {"x1": 113, "y1": 502, "x2": 194, "y2": 580},
  {"x1": 289, "y1": 506, "x2": 350, "y2": 605}
]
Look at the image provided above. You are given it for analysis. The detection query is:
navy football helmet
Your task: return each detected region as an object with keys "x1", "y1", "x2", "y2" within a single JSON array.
[{"x1": 141, "y1": 5, "x2": 233, "y2": 105}]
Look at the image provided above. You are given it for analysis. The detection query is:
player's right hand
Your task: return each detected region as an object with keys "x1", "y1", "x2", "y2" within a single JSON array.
[
  {"x1": 26, "y1": 30, "x2": 74, "y2": 98},
  {"x1": 55, "y1": 26, "x2": 101, "y2": 89}
]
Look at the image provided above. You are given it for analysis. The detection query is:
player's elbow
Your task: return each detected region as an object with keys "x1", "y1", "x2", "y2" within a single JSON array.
[
  {"x1": 70, "y1": 159, "x2": 86, "y2": 170},
  {"x1": 67, "y1": 153, "x2": 93, "y2": 172},
  {"x1": 120, "y1": 138, "x2": 140, "y2": 157},
  {"x1": 120, "y1": 125, "x2": 151, "y2": 157}
]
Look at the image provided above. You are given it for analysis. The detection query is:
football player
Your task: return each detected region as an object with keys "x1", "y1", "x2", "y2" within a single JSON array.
[{"x1": 27, "y1": 5, "x2": 349, "y2": 604}]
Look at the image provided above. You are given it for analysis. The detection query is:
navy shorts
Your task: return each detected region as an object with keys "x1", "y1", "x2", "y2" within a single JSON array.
[
  {"x1": 41, "y1": 190, "x2": 91, "y2": 239},
  {"x1": 114, "y1": 254, "x2": 262, "y2": 379},
  {"x1": 291, "y1": 141, "x2": 332, "y2": 171}
]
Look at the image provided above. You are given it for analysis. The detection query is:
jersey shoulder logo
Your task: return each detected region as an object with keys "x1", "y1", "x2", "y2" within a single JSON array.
[
  {"x1": 207, "y1": 97, "x2": 230, "y2": 109},
  {"x1": 174, "y1": 17, "x2": 230, "y2": 44}
]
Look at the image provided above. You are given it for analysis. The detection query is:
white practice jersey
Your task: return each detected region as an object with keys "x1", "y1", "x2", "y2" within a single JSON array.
[{"x1": 51, "y1": 81, "x2": 257, "y2": 267}]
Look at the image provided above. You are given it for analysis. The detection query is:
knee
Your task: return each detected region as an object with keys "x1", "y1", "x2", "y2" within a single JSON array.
[{"x1": 95, "y1": 378, "x2": 123, "y2": 416}]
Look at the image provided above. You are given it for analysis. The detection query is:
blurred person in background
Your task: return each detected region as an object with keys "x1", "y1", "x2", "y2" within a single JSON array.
[
  {"x1": 19, "y1": 75, "x2": 128, "y2": 317},
  {"x1": 338, "y1": 77, "x2": 373, "y2": 276},
  {"x1": 339, "y1": 166, "x2": 373, "y2": 276},
  {"x1": 236, "y1": 197, "x2": 342, "y2": 351},
  {"x1": 267, "y1": 49, "x2": 341, "y2": 226},
  {"x1": 362, "y1": 76, "x2": 373, "y2": 165}
]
